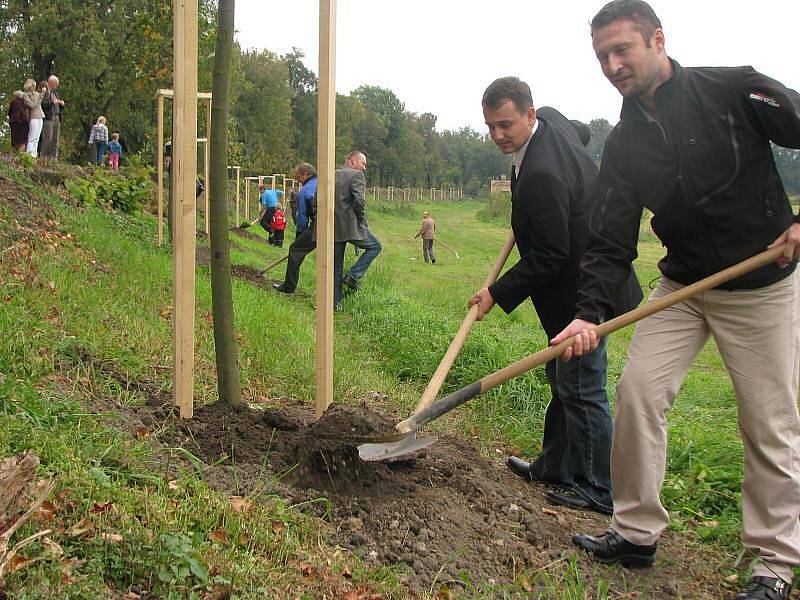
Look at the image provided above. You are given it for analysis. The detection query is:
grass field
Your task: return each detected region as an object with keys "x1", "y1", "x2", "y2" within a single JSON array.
[{"x1": 0, "y1": 158, "x2": 786, "y2": 597}]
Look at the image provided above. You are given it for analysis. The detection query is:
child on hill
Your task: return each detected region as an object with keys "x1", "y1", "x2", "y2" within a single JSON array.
[
  {"x1": 107, "y1": 133, "x2": 122, "y2": 171},
  {"x1": 269, "y1": 205, "x2": 287, "y2": 247}
]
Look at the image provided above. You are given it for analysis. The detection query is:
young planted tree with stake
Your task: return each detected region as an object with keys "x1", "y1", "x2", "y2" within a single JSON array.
[{"x1": 208, "y1": 0, "x2": 243, "y2": 405}]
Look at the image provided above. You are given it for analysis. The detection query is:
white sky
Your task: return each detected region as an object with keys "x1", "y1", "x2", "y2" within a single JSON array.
[{"x1": 235, "y1": 1, "x2": 799, "y2": 132}]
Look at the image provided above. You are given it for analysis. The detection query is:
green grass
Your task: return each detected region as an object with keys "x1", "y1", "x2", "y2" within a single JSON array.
[{"x1": 0, "y1": 157, "x2": 776, "y2": 596}]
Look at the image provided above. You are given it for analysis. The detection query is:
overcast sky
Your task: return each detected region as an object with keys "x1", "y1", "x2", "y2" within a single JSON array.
[{"x1": 235, "y1": 1, "x2": 799, "y2": 132}]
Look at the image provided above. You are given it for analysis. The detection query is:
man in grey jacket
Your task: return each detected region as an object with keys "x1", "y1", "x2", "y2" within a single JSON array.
[
  {"x1": 333, "y1": 150, "x2": 382, "y2": 307},
  {"x1": 40, "y1": 75, "x2": 65, "y2": 159}
]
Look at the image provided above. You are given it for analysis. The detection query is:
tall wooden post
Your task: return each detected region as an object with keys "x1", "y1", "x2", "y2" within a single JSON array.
[
  {"x1": 157, "y1": 94, "x2": 165, "y2": 246},
  {"x1": 315, "y1": 0, "x2": 336, "y2": 419},
  {"x1": 172, "y1": 0, "x2": 198, "y2": 419},
  {"x1": 204, "y1": 99, "x2": 211, "y2": 235}
]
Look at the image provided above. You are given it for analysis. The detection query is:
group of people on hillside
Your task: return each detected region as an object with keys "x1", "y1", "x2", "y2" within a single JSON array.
[
  {"x1": 461, "y1": 2, "x2": 799, "y2": 599},
  {"x1": 7, "y1": 75, "x2": 64, "y2": 158},
  {"x1": 7, "y1": 74, "x2": 125, "y2": 170}
]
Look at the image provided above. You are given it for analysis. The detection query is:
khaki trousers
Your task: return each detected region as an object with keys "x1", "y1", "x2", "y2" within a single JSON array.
[{"x1": 610, "y1": 270, "x2": 800, "y2": 583}]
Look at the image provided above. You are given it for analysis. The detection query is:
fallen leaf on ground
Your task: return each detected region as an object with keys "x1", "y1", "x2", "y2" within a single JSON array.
[
  {"x1": 229, "y1": 496, "x2": 253, "y2": 513},
  {"x1": 209, "y1": 528, "x2": 229, "y2": 545},
  {"x1": 167, "y1": 480, "x2": 179, "y2": 491},
  {"x1": 8, "y1": 555, "x2": 36, "y2": 575},
  {"x1": 541, "y1": 508, "x2": 559, "y2": 517},
  {"x1": 100, "y1": 532, "x2": 124, "y2": 543},
  {"x1": 66, "y1": 517, "x2": 93, "y2": 538},
  {"x1": 300, "y1": 562, "x2": 314, "y2": 577},
  {"x1": 340, "y1": 566, "x2": 352, "y2": 579},
  {"x1": 90, "y1": 501, "x2": 115, "y2": 514},
  {"x1": 270, "y1": 520, "x2": 285, "y2": 535}
]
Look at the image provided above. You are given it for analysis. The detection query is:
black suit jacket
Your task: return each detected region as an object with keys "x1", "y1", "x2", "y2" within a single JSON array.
[{"x1": 489, "y1": 107, "x2": 642, "y2": 339}]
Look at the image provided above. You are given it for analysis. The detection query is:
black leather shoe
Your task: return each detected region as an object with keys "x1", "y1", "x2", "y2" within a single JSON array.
[
  {"x1": 546, "y1": 489, "x2": 613, "y2": 516},
  {"x1": 573, "y1": 530, "x2": 656, "y2": 568},
  {"x1": 734, "y1": 576, "x2": 792, "y2": 600},
  {"x1": 342, "y1": 274, "x2": 361, "y2": 291},
  {"x1": 272, "y1": 283, "x2": 292, "y2": 294},
  {"x1": 506, "y1": 456, "x2": 542, "y2": 482}
]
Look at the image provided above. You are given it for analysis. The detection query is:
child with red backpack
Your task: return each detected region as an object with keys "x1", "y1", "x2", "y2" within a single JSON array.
[{"x1": 269, "y1": 205, "x2": 286, "y2": 247}]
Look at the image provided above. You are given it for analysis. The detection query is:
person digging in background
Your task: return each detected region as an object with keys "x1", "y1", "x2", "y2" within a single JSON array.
[
  {"x1": 256, "y1": 182, "x2": 283, "y2": 241},
  {"x1": 273, "y1": 162, "x2": 318, "y2": 295},
  {"x1": 550, "y1": 2, "x2": 800, "y2": 598},
  {"x1": 415, "y1": 210, "x2": 436, "y2": 264},
  {"x1": 469, "y1": 76, "x2": 641, "y2": 516}
]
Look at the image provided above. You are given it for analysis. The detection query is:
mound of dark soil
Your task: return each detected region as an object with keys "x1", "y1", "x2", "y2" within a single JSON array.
[{"x1": 86, "y1": 380, "x2": 730, "y2": 598}]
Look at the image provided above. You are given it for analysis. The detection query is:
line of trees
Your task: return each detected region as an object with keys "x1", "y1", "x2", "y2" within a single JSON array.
[{"x1": 0, "y1": 1, "x2": 798, "y2": 196}]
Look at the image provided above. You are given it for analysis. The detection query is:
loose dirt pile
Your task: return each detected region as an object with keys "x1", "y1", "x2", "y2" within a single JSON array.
[{"x1": 92, "y1": 381, "x2": 732, "y2": 598}]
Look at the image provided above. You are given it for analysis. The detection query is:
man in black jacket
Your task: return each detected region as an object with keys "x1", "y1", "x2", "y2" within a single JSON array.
[
  {"x1": 552, "y1": 2, "x2": 800, "y2": 598},
  {"x1": 470, "y1": 76, "x2": 642, "y2": 515}
]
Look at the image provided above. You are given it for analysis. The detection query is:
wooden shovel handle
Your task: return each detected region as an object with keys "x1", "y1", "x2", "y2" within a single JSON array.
[
  {"x1": 414, "y1": 231, "x2": 516, "y2": 412},
  {"x1": 398, "y1": 244, "x2": 785, "y2": 433},
  {"x1": 258, "y1": 253, "x2": 288, "y2": 275}
]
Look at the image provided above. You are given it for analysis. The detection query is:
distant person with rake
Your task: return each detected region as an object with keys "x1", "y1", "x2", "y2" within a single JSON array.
[
  {"x1": 469, "y1": 76, "x2": 641, "y2": 516},
  {"x1": 414, "y1": 210, "x2": 436, "y2": 264},
  {"x1": 551, "y1": 2, "x2": 800, "y2": 598}
]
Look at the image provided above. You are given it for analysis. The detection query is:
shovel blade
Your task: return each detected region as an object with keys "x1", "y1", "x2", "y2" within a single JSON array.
[{"x1": 358, "y1": 433, "x2": 437, "y2": 461}]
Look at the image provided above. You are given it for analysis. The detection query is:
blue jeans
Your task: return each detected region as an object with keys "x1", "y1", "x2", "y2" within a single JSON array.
[
  {"x1": 94, "y1": 141, "x2": 107, "y2": 165},
  {"x1": 532, "y1": 336, "x2": 613, "y2": 511},
  {"x1": 333, "y1": 230, "x2": 382, "y2": 305}
]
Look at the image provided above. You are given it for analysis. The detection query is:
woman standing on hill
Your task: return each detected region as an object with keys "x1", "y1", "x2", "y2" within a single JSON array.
[
  {"x1": 7, "y1": 90, "x2": 29, "y2": 152},
  {"x1": 88, "y1": 116, "x2": 109, "y2": 165},
  {"x1": 22, "y1": 79, "x2": 43, "y2": 157}
]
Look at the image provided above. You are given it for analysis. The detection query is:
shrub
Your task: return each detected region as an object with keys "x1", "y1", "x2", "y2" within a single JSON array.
[{"x1": 65, "y1": 166, "x2": 154, "y2": 214}]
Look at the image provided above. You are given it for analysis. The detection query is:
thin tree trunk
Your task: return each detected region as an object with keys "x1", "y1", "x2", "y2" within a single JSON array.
[{"x1": 208, "y1": 0, "x2": 242, "y2": 405}]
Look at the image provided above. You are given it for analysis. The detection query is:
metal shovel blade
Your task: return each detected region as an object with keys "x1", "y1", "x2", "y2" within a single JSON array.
[{"x1": 358, "y1": 432, "x2": 438, "y2": 461}]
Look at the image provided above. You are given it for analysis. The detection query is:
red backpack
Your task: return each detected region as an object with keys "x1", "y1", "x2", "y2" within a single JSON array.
[{"x1": 270, "y1": 207, "x2": 287, "y2": 231}]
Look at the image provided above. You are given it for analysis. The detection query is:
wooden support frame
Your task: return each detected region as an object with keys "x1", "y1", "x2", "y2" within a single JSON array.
[
  {"x1": 171, "y1": 0, "x2": 198, "y2": 419},
  {"x1": 243, "y1": 176, "x2": 261, "y2": 221},
  {"x1": 272, "y1": 173, "x2": 287, "y2": 198},
  {"x1": 155, "y1": 88, "x2": 213, "y2": 245},
  {"x1": 315, "y1": 0, "x2": 336, "y2": 419},
  {"x1": 430, "y1": 187, "x2": 436, "y2": 201}
]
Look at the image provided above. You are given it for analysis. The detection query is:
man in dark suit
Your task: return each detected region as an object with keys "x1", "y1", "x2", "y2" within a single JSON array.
[
  {"x1": 469, "y1": 76, "x2": 641, "y2": 515},
  {"x1": 333, "y1": 150, "x2": 382, "y2": 307}
]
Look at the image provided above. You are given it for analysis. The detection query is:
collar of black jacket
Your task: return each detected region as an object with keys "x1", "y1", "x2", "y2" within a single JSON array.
[{"x1": 619, "y1": 58, "x2": 683, "y2": 122}]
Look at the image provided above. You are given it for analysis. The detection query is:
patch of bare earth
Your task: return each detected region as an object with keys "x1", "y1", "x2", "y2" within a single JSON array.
[{"x1": 84, "y1": 366, "x2": 736, "y2": 599}]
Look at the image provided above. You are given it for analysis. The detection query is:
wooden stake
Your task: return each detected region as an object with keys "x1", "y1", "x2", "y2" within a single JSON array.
[
  {"x1": 157, "y1": 93, "x2": 164, "y2": 246},
  {"x1": 172, "y1": 0, "x2": 198, "y2": 419},
  {"x1": 204, "y1": 99, "x2": 211, "y2": 235},
  {"x1": 315, "y1": 0, "x2": 336, "y2": 420}
]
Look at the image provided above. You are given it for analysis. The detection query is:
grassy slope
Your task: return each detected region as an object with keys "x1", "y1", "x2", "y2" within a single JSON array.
[{"x1": 0, "y1": 158, "x2": 769, "y2": 597}]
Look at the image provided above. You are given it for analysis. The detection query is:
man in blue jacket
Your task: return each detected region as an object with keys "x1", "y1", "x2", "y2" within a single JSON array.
[
  {"x1": 274, "y1": 163, "x2": 317, "y2": 294},
  {"x1": 553, "y1": 2, "x2": 800, "y2": 597}
]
